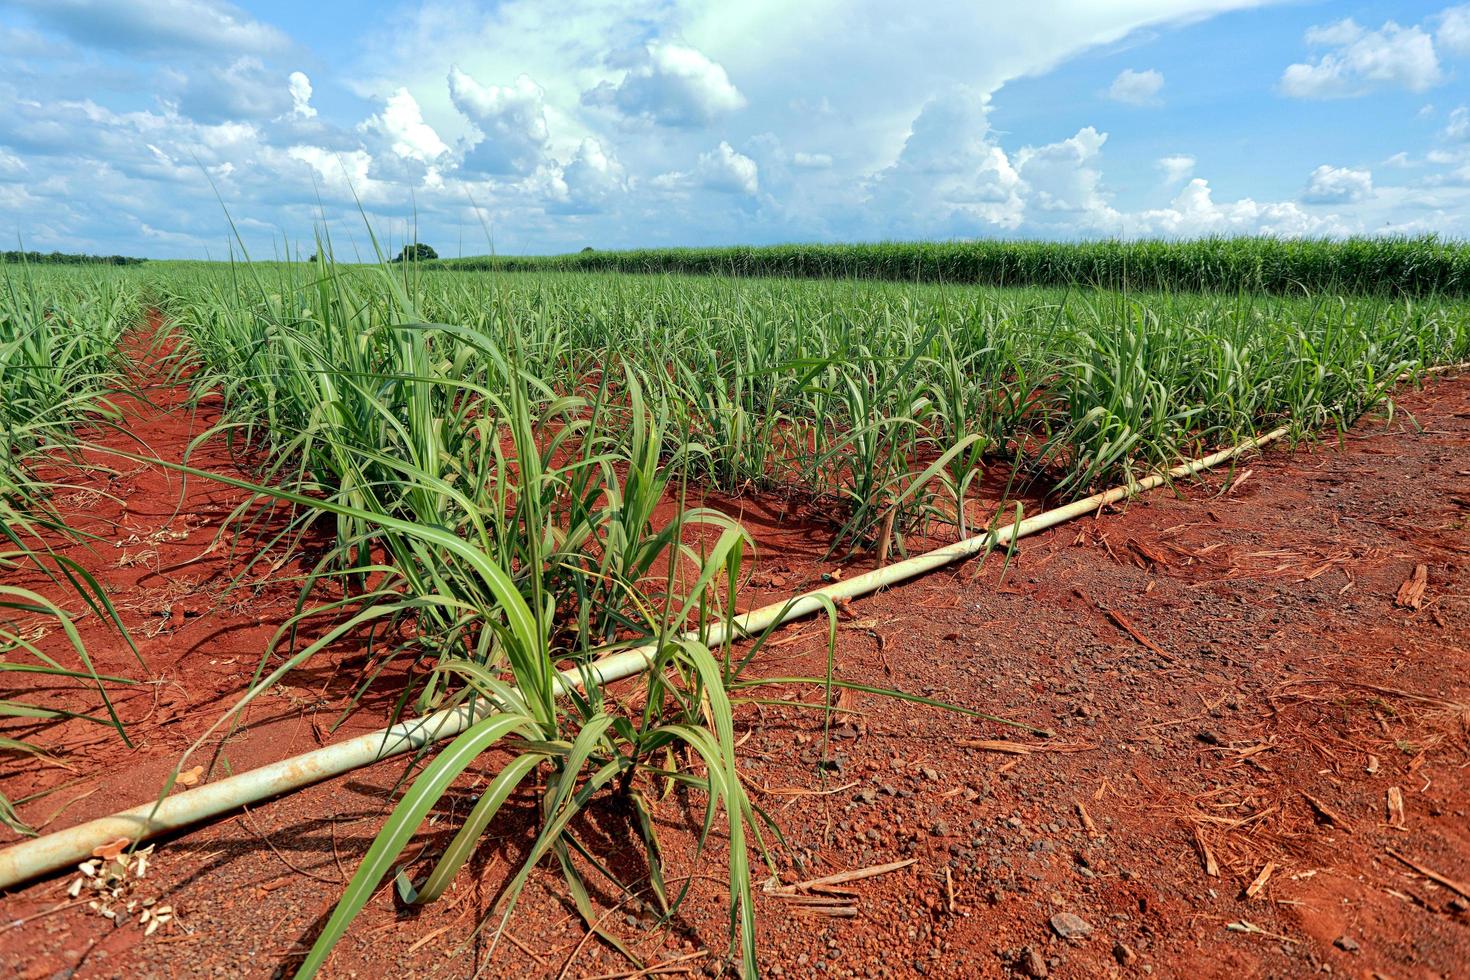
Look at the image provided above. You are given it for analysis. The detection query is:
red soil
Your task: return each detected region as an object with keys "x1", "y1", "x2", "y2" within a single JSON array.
[{"x1": 2, "y1": 341, "x2": 1468, "y2": 980}]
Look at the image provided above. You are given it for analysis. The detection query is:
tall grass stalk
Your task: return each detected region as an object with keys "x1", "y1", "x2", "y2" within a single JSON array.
[{"x1": 0, "y1": 264, "x2": 143, "y2": 831}]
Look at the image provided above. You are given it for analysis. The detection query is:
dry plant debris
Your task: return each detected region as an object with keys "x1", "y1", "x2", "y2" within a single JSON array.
[
  {"x1": 64, "y1": 844, "x2": 181, "y2": 938},
  {"x1": 1395, "y1": 563, "x2": 1429, "y2": 609}
]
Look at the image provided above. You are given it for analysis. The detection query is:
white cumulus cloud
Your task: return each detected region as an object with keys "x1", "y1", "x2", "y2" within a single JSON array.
[
  {"x1": 1016, "y1": 127, "x2": 1112, "y2": 222},
  {"x1": 648, "y1": 142, "x2": 758, "y2": 197},
  {"x1": 547, "y1": 138, "x2": 626, "y2": 214},
  {"x1": 1438, "y1": 5, "x2": 1470, "y2": 55},
  {"x1": 448, "y1": 67, "x2": 550, "y2": 175},
  {"x1": 1156, "y1": 154, "x2": 1196, "y2": 184},
  {"x1": 1133, "y1": 178, "x2": 1343, "y2": 237},
  {"x1": 361, "y1": 88, "x2": 448, "y2": 163},
  {"x1": 582, "y1": 43, "x2": 746, "y2": 127},
  {"x1": 865, "y1": 87, "x2": 1023, "y2": 235},
  {"x1": 1302, "y1": 164, "x2": 1373, "y2": 203},
  {"x1": 288, "y1": 71, "x2": 315, "y2": 119},
  {"x1": 1106, "y1": 68, "x2": 1164, "y2": 105},
  {"x1": 287, "y1": 145, "x2": 378, "y2": 196},
  {"x1": 697, "y1": 141, "x2": 758, "y2": 195},
  {"x1": 1281, "y1": 18, "x2": 1442, "y2": 98}
]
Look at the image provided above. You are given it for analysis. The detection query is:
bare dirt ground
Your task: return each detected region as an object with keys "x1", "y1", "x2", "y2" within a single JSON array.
[{"x1": 2, "y1": 346, "x2": 1467, "y2": 980}]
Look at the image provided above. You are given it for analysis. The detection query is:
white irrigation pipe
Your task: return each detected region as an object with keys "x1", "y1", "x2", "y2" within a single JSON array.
[{"x1": 4, "y1": 376, "x2": 1462, "y2": 893}]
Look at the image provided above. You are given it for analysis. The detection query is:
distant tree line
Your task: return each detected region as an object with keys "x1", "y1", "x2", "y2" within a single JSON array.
[{"x1": 1, "y1": 250, "x2": 146, "y2": 266}]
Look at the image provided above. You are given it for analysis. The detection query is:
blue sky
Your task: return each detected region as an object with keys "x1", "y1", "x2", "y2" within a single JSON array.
[{"x1": 1, "y1": 1, "x2": 1468, "y2": 258}]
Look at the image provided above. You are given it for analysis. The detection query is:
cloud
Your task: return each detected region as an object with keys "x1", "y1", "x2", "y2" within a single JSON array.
[
  {"x1": 1133, "y1": 178, "x2": 1343, "y2": 237},
  {"x1": 1156, "y1": 154, "x2": 1196, "y2": 184},
  {"x1": 9, "y1": 0, "x2": 1470, "y2": 258},
  {"x1": 1446, "y1": 106, "x2": 1470, "y2": 141},
  {"x1": 360, "y1": 88, "x2": 448, "y2": 163},
  {"x1": 288, "y1": 72, "x2": 316, "y2": 120},
  {"x1": 0, "y1": 24, "x2": 76, "y2": 60},
  {"x1": 447, "y1": 67, "x2": 550, "y2": 175},
  {"x1": 696, "y1": 141, "x2": 759, "y2": 194},
  {"x1": 1106, "y1": 68, "x2": 1164, "y2": 105},
  {"x1": 547, "y1": 138, "x2": 626, "y2": 214},
  {"x1": 286, "y1": 144, "x2": 378, "y2": 197},
  {"x1": 177, "y1": 57, "x2": 292, "y2": 124},
  {"x1": 1438, "y1": 5, "x2": 1470, "y2": 55},
  {"x1": 0, "y1": 81, "x2": 467, "y2": 256},
  {"x1": 865, "y1": 87, "x2": 1023, "y2": 234},
  {"x1": 139, "y1": 222, "x2": 211, "y2": 247},
  {"x1": 1301, "y1": 164, "x2": 1373, "y2": 203},
  {"x1": 792, "y1": 152, "x2": 833, "y2": 169},
  {"x1": 649, "y1": 141, "x2": 759, "y2": 197},
  {"x1": 0, "y1": 147, "x2": 28, "y2": 179},
  {"x1": 1016, "y1": 127, "x2": 1112, "y2": 222},
  {"x1": 1281, "y1": 18, "x2": 1442, "y2": 98},
  {"x1": 582, "y1": 43, "x2": 746, "y2": 127},
  {"x1": 326, "y1": 0, "x2": 1346, "y2": 250},
  {"x1": 1430, "y1": 163, "x2": 1470, "y2": 187},
  {"x1": 4, "y1": 0, "x2": 288, "y2": 57}
]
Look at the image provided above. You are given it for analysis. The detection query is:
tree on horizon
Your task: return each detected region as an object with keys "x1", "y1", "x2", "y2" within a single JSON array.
[{"x1": 392, "y1": 243, "x2": 438, "y2": 263}]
